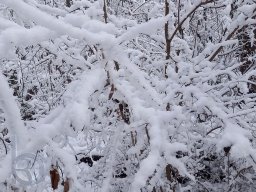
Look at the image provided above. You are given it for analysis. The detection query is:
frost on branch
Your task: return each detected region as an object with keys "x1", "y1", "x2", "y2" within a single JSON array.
[{"x1": 0, "y1": 0, "x2": 256, "y2": 191}]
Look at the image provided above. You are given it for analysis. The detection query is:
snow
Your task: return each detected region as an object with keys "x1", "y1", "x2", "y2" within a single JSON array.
[
  {"x1": 0, "y1": 71, "x2": 28, "y2": 148},
  {"x1": 1, "y1": 0, "x2": 256, "y2": 191},
  {"x1": 0, "y1": 26, "x2": 54, "y2": 57},
  {"x1": 1, "y1": 0, "x2": 115, "y2": 46},
  {"x1": 218, "y1": 122, "x2": 253, "y2": 159}
]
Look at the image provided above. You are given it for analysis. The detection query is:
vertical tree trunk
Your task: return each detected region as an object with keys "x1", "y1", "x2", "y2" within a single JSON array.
[
  {"x1": 103, "y1": 0, "x2": 108, "y2": 23},
  {"x1": 164, "y1": 0, "x2": 170, "y2": 78}
]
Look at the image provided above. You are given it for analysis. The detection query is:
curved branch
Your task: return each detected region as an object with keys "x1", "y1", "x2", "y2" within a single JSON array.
[
  {"x1": 169, "y1": 0, "x2": 215, "y2": 44},
  {"x1": 209, "y1": 8, "x2": 256, "y2": 61}
]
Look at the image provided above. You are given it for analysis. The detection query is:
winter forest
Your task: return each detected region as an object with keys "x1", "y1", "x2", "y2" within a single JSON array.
[{"x1": 1, "y1": 0, "x2": 256, "y2": 191}]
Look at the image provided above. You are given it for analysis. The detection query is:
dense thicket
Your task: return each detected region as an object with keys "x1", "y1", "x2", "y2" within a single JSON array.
[{"x1": 0, "y1": 0, "x2": 256, "y2": 191}]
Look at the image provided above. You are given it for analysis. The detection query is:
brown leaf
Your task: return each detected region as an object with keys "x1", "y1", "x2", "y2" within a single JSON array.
[
  {"x1": 224, "y1": 146, "x2": 231, "y2": 156},
  {"x1": 63, "y1": 178, "x2": 70, "y2": 192},
  {"x1": 166, "y1": 164, "x2": 179, "y2": 182},
  {"x1": 50, "y1": 166, "x2": 60, "y2": 190}
]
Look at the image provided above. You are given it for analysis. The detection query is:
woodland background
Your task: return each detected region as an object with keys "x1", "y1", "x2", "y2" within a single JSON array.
[{"x1": 0, "y1": 0, "x2": 256, "y2": 191}]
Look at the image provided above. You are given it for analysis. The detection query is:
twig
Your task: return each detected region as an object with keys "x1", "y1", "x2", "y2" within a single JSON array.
[
  {"x1": 0, "y1": 137, "x2": 7, "y2": 154},
  {"x1": 169, "y1": 0, "x2": 215, "y2": 44}
]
